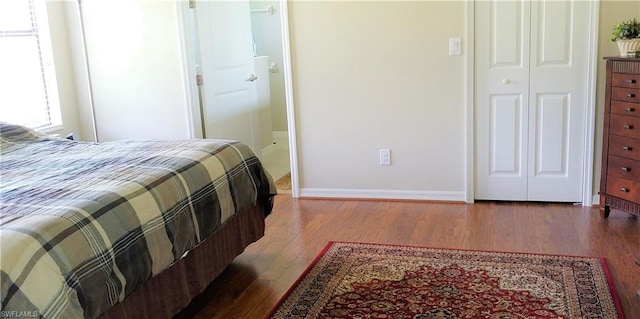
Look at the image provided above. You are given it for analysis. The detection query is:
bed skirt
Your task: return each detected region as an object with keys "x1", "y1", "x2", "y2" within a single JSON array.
[{"x1": 98, "y1": 203, "x2": 267, "y2": 319}]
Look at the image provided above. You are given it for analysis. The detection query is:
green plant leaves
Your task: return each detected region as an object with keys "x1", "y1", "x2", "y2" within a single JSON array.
[{"x1": 612, "y1": 18, "x2": 640, "y2": 42}]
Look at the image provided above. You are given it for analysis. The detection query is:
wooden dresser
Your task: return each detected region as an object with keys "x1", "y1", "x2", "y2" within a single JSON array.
[{"x1": 600, "y1": 57, "x2": 640, "y2": 218}]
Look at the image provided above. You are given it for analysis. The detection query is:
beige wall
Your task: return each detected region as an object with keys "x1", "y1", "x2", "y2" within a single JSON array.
[
  {"x1": 290, "y1": 1, "x2": 466, "y2": 199},
  {"x1": 289, "y1": 1, "x2": 640, "y2": 201}
]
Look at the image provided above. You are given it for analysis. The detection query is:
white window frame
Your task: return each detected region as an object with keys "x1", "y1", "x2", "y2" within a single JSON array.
[{"x1": 0, "y1": 0, "x2": 62, "y2": 132}]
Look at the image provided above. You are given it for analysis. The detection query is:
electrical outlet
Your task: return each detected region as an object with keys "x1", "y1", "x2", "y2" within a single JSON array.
[{"x1": 379, "y1": 149, "x2": 391, "y2": 166}]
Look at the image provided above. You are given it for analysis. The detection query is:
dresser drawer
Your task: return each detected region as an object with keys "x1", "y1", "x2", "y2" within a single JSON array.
[
  {"x1": 612, "y1": 87, "x2": 640, "y2": 103},
  {"x1": 606, "y1": 175, "x2": 640, "y2": 203},
  {"x1": 612, "y1": 72, "x2": 640, "y2": 89},
  {"x1": 610, "y1": 114, "x2": 640, "y2": 139},
  {"x1": 611, "y1": 101, "x2": 640, "y2": 118},
  {"x1": 607, "y1": 155, "x2": 640, "y2": 181},
  {"x1": 602, "y1": 58, "x2": 640, "y2": 218},
  {"x1": 608, "y1": 134, "x2": 640, "y2": 161}
]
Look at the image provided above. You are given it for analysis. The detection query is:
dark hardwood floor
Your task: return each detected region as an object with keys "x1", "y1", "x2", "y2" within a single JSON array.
[{"x1": 176, "y1": 195, "x2": 640, "y2": 319}]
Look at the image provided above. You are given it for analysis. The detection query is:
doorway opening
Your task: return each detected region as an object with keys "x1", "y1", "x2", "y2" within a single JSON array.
[
  {"x1": 249, "y1": 1, "x2": 291, "y2": 192},
  {"x1": 182, "y1": 0, "x2": 298, "y2": 195}
]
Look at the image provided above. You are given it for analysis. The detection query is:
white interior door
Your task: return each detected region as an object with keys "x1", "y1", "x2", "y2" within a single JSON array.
[
  {"x1": 475, "y1": 0, "x2": 589, "y2": 202},
  {"x1": 194, "y1": 0, "x2": 261, "y2": 156}
]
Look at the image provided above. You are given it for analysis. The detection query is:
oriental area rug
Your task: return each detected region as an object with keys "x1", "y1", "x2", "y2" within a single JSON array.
[{"x1": 266, "y1": 242, "x2": 624, "y2": 319}]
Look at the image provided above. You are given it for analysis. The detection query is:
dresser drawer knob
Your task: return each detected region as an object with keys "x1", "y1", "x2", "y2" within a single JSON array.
[
  {"x1": 624, "y1": 124, "x2": 634, "y2": 130},
  {"x1": 626, "y1": 93, "x2": 637, "y2": 98},
  {"x1": 620, "y1": 187, "x2": 630, "y2": 193},
  {"x1": 623, "y1": 146, "x2": 633, "y2": 151},
  {"x1": 625, "y1": 107, "x2": 636, "y2": 113},
  {"x1": 622, "y1": 167, "x2": 631, "y2": 172},
  {"x1": 626, "y1": 79, "x2": 637, "y2": 84}
]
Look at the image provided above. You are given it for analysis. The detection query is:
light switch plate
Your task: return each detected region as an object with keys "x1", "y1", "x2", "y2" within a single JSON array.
[{"x1": 449, "y1": 37, "x2": 462, "y2": 55}]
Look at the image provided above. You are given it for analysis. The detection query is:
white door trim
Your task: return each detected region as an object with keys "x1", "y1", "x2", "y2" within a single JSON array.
[
  {"x1": 467, "y1": 0, "x2": 599, "y2": 206},
  {"x1": 176, "y1": 1, "x2": 202, "y2": 139},
  {"x1": 279, "y1": 0, "x2": 300, "y2": 198},
  {"x1": 582, "y1": 1, "x2": 600, "y2": 206},
  {"x1": 465, "y1": 1, "x2": 475, "y2": 203}
]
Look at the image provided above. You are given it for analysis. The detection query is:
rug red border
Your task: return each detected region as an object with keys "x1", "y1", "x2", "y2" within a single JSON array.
[
  {"x1": 264, "y1": 242, "x2": 334, "y2": 319},
  {"x1": 264, "y1": 241, "x2": 626, "y2": 319}
]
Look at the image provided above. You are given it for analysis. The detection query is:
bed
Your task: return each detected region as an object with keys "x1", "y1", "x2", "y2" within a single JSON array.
[{"x1": 0, "y1": 123, "x2": 276, "y2": 319}]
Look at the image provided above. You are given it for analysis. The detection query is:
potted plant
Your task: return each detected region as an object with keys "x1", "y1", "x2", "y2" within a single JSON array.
[{"x1": 611, "y1": 18, "x2": 640, "y2": 57}]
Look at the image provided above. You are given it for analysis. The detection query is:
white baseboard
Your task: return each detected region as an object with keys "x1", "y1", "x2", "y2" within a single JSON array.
[{"x1": 299, "y1": 188, "x2": 467, "y2": 202}]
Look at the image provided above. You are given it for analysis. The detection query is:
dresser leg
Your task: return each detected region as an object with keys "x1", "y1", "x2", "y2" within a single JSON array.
[{"x1": 600, "y1": 205, "x2": 610, "y2": 218}]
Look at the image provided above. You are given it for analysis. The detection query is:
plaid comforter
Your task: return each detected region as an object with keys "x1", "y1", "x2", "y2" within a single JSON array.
[{"x1": 0, "y1": 123, "x2": 275, "y2": 319}]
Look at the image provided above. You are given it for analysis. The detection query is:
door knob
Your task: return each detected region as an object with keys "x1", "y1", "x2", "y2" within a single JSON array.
[
  {"x1": 245, "y1": 74, "x2": 258, "y2": 82},
  {"x1": 502, "y1": 78, "x2": 511, "y2": 84}
]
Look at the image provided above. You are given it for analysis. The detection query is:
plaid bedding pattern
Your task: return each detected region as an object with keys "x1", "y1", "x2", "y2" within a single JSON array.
[{"x1": 0, "y1": 123, "x2": 275, "y2": 319}]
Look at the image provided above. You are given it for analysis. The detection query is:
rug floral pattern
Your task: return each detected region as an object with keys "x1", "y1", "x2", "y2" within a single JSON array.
[{"x1": 268, "y1": 243, "x2": 622, "y2": 319}]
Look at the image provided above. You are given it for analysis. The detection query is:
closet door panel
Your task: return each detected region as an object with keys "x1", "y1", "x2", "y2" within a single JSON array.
[
  {"x1": 490, "y1": 94, "x2": 525, "y2": 175},
  {"x1": 475, "y1": 0, "x2": 530, "y2": 200},
  {"x1": 536, "y1": 0, "x2": 571, "y2": 65},
  {"x1": 527, "y1": 0, "x2": 588, "y2": 202},
  {"x1": 532, "y1": 93, "x2": 569, "y2": 176}
]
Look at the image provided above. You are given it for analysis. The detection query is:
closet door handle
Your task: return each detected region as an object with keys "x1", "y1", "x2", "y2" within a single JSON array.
[{"x1": 245, "y1": 74, "x2": 258, "y2": 82}]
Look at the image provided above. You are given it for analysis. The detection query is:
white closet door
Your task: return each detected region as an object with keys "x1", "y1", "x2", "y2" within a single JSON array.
[
  {"x1": 82, "y1": 1, "x2": 191, "y2": 141},
  {"x1": 475, "y1": 0, "x2": 589, "y2": 202}
]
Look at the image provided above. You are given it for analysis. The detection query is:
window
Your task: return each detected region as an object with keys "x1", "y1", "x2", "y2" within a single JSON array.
[{"x1": 0, "y1": 0, "x2": 61, "y2": 130}]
